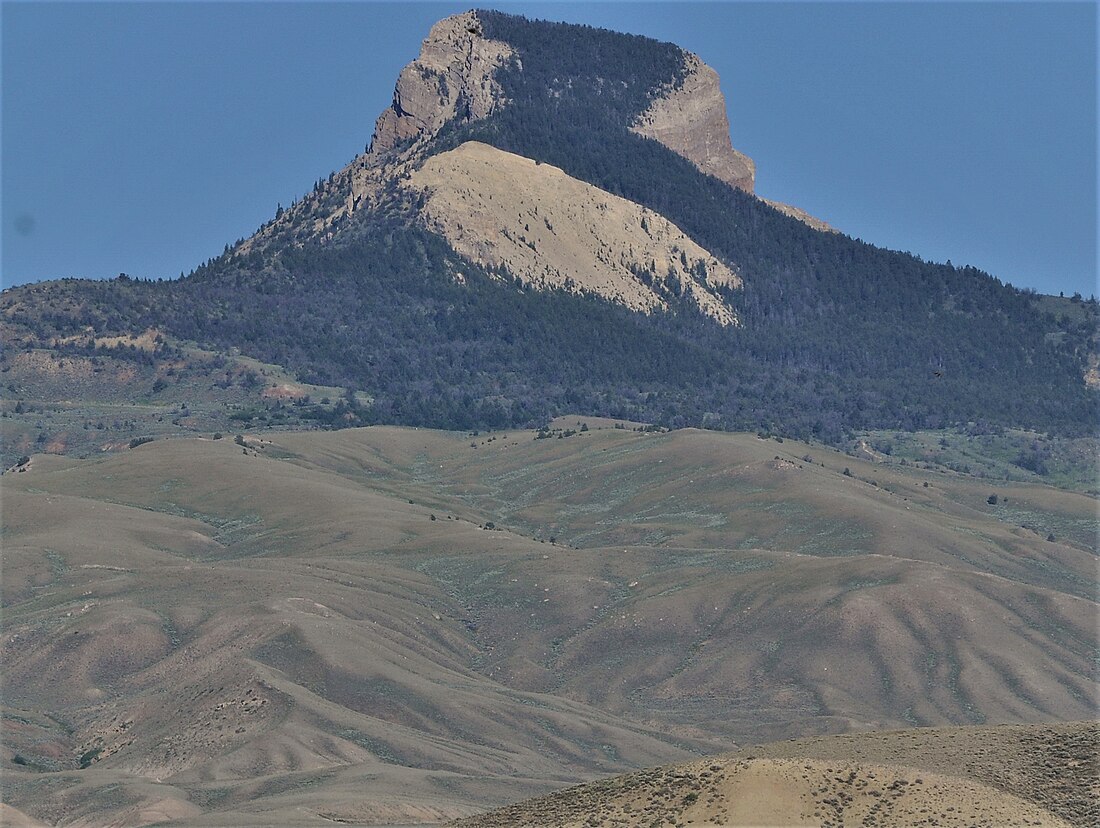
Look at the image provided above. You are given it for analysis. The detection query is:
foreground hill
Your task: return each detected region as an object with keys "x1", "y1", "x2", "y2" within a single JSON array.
[
  {"x1": 3, "y1": 423, "x2": 1095, "y2": 824},
  {"x1": 2, "y1": 10, "x2": 1096, "y2": 451},
  {"x1": 455, "y1": 721, "x2": 1098, "y2": 827}
]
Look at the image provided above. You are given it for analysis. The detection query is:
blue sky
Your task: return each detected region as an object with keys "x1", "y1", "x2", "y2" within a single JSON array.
[{"x1": 3, "y1": 2, "x2": 1096, "y2": 297}]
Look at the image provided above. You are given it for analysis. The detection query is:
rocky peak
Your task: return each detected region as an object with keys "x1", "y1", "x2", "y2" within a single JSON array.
[
  {"x1": 633, "y1": 51, "x2": 835, "y2": 231},
  {"x1": 243, "y1": 10, "x2": 832, "y2": 255},
  {"x1": 632, "y1": 52, "x2": 756, "y2": 194},
  {"x1": 240, "y1": 11, "x2": 514, "y2": 252},
  {"x1": 368, "y1": 10, "x2": 514, "y2": 158}
]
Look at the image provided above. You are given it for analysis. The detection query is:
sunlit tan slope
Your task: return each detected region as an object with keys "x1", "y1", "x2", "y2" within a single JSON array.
[
  {"x1": 409, "y1": 141, "x2": 741, "y2": 325},
  {"x1": 455, "y1": 722, "x2": 1097, "y2": 827}
]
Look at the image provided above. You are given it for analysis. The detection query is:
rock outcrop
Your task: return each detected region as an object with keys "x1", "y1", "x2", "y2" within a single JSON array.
[
  {"x1": 368, "y1": 11, "x2": 514, "y2": 158},
  {"x1": 243, "y1": 10, "x2": 833, "y2": 257},
  {"x1": 634, "y1": 52, "x2": 835, "y2": 232},
  {"x1": 632, "y1": 53, "x2": 756, "y2": 194}
]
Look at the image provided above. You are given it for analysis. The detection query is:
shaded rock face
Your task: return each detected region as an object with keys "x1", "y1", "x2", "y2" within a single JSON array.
[
  {"x1": 369, "y1": 11, "x2": 514, "y2": 157},
  {"x1": 633, "y1": 52, "x2": 835, "y2": 232},
  {"x1": 632, "y1": 53, "x2": 756, "y2": 194}
]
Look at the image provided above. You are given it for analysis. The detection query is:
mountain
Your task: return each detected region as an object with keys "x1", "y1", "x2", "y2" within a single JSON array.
[{"x1": 1, "y1": 9, "x2": 1096, "y2": 463}]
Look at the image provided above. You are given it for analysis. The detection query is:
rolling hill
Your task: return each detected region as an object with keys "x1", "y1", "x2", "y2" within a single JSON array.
[
  {"x1": 456, "y1": 721, "x2": 1098, "y2": 827},
  {"x1": 3, "y1": 423, "x2": 1095, "y2": 824}
]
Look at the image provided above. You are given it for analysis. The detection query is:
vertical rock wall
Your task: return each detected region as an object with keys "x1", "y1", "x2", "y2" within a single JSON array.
[
  {"x1": 368, "y1": 11, "x2": 514, "y2": 158},
  {"x1": 632, "y1": 53, "x2": 757, "y2": 194}
]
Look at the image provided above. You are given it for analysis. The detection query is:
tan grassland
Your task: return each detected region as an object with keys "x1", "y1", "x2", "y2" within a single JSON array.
[
  {"x1": 2, "y1": 423, "x2": 1095, "y2": 825},
  {"x1": 410, "y1": 142, "x2": 741, "y2": 325},
  {"x1": 456, "y1": 722, "x2": 1096, "y2": 827}
]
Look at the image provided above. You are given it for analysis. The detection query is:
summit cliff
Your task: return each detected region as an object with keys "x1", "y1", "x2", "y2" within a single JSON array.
[
  {"x1": 369, "y1": 11, "x2": 513, "y2": 157},
  {"x1": 247, "y1": 9, "x2": 828, "y2": 258}
]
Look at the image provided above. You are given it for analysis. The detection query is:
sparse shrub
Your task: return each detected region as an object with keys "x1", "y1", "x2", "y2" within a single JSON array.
[
  {"x1": 1013, "y1": 448, "x2": 1050, "y2": 476},
  {"x1": 78, "y1": 747, "x2": 101, "y2": 769},
  {"x1": 843, "y1": 468, "x2": 852, "y2": 477},
  {"x1": 987, "y1": 494, "x2": 998, "y2": 505}
]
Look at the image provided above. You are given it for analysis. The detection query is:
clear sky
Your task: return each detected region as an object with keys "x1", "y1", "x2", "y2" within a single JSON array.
[{"x1": 3, "y1": 2, "x2": 1096, "y2": 297}]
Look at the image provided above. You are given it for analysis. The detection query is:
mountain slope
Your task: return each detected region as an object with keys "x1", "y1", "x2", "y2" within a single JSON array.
[
  {"x1": 409, "y1": 141, "x2": 740, "y2": 325},
  {"x1": 1, "y1": 9, "x2": 1096, "y2": 452}
]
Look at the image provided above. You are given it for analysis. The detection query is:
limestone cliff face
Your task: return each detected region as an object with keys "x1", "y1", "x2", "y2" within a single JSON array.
[
  {"x1": 633, "y1": 52, "x2": 835, "y2": 232},
  {"x1": 368, "y1": 11, "x2": 514, "y2": 157},
  {"x1": 632, "y1": 53, "x2": 756, "y2": 194}
]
